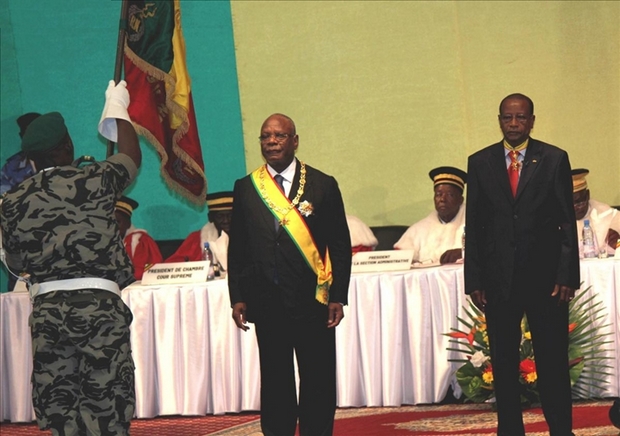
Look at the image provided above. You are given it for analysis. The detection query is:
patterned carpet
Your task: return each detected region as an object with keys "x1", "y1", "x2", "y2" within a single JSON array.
[
  {"x1": 0, "y1": 400, "x2": 617, "y2": 435},
  {"x1": 0, "y1": 413, "x2": 259, "y2": 436},
  {"x1": 214, "y1": 401, "x2": 619, "y2": 435}
]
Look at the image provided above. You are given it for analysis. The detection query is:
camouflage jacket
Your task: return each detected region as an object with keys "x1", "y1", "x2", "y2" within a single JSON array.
[{"x1": 0, "y1": 153, "x2": 138, "y2": 288}]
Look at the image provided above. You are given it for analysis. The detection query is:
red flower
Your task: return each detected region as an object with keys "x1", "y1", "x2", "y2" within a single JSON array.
[
  {"x1": 520, "y1": 358, "x2": 537, "y2": 383},
  {"x1": 520, "y1": 358, "x2": 536, "y2": 374},
  {"x1": 447, "y1": 328, "x2": 475, "y2": 345},
  {"x1": 482, "y1": 364, "x2": 494, "y2": 384},
  {"x1": 568, "y1": 323, "x2": 577, "y2": 333}
]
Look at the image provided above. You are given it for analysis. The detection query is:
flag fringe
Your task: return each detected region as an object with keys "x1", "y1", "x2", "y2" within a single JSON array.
[{"x1": 125, "y1": 43, "x2": 207, "y2": 205}]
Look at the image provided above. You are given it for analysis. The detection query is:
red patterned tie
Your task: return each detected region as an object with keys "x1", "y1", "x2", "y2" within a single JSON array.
[{"x1": 508, "y1": 150, "x2": 519, "y2": 197}]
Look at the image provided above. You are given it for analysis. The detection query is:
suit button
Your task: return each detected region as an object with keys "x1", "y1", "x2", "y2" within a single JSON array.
[{"x1": 513, "y1": 214, "x2": 518, "y2": 220}]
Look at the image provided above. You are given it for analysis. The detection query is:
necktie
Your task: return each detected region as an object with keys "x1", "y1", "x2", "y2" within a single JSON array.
[
  {"x1": 274, "y1": 174, "x2": 285, "y2": 230},
  {"x1": 508, "y1": 150, "x2": 520, "y2": 197},
  {"x1": 274, "y1": 174, "x2": 285, "y2": 193}
]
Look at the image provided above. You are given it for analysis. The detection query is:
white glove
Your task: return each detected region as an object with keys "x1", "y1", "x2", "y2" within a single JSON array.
[{"x1": 98, "y1": 80, "x2": 131, "y2": 142}]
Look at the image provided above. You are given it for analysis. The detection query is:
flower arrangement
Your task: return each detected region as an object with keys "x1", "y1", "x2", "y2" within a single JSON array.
[{"x1": 445, "y1": 286, "x2": 613, "y2": 407}]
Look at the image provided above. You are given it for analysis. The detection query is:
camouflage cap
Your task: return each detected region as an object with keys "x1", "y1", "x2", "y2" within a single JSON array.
[{"x1": 21, "y1": 112, "x2": 68, "y2": 153}]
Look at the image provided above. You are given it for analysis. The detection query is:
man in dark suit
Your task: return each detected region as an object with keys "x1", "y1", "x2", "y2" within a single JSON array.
[
  {"x1": 228, "y1": 113, "x2": 352, "y2": 436},
  {"x1": 465, "y1": 94, "x2": 579, "y2": 436}
]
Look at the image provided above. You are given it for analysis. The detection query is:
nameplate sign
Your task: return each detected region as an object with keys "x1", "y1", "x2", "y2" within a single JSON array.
[
  {"x1": 351, "y1": 250, "x2": 414, "y2": 273},
  {"x1": 141, "y1": 261, "x2": 209, "y2": 285}
]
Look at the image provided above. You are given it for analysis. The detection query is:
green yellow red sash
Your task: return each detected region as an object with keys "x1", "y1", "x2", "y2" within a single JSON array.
[{"x1": 250, "y1": 164, "x2": 332, "y2": 305}]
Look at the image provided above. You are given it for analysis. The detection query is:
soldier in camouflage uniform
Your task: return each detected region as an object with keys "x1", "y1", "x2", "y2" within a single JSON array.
[{"x1": 0, "y1": 81, "x2": 141, "y2": 436}]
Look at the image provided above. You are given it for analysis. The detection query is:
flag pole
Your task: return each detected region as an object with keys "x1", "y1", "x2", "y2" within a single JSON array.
[{"x1": 107, "y1": 0, "x2": 129, "y2": 158}]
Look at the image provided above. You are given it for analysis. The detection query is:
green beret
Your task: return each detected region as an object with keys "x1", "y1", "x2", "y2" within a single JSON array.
[{"x1": 21, "y1": 112, "x2": 68, "y2": 153}]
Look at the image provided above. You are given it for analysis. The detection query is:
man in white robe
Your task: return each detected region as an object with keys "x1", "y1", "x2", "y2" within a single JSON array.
[
  {"x1": 394, "y1": 166, "x2": 466, "y2": 265},
  {"x1": 346, "y1": 215, "x2": 378, "y2": 254},
  {"x1": 572, "y1": 169, "x2": 620, "y2": 257}
]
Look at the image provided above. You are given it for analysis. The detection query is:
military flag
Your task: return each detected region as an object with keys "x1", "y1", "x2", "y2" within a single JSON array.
[{"x1": 124, "y1": 0, "x2": 207, "y2": 204}]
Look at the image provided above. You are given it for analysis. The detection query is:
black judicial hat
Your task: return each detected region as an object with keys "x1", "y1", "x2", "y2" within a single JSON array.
[
  {"x1": 571, "y1": 168, "x2": 589, "y2": 193},
  {"x1": 206, "y1": 191, "x2": 233, "y2": 212},
  {"x1": 116, "y1": 196, "x2": 139, "y2": 217},
  {"x1": 429, "y1": 166, "x2": 467, "y2": 192}
]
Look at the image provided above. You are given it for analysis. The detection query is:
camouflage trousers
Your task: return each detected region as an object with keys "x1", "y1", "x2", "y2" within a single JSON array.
[{"x1": 29, "y1": 289, "x2": 135, "y2": 436}]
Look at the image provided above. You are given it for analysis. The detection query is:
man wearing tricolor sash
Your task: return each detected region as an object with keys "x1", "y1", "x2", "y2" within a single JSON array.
[{"x1": 228, "y1": 114, "x2": 352, "y2": 436}]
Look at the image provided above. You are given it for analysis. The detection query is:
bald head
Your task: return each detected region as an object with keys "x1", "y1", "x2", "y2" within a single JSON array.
[{"x1": 261, "y1": 113, "x2": 296, "y2": 135}]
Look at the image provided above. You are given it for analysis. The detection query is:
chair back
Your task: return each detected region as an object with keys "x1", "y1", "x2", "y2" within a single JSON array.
[
  {"x1": 155, "y1": 239, "x2": 185, "y2": 260},
  {"x1": 369, "y1": 225, "x2": 409, "y2": 251}
]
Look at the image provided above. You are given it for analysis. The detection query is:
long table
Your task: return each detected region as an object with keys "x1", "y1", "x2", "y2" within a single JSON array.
[{"x1": 2, "y1": 260, "x2": 618, "y2": 422}]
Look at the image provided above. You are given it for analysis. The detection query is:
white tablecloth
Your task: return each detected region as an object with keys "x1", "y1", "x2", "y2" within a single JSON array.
[
  {"x1": 2, "y1": 260, "x2": 618, "y2": 422},
  {"x1": 121, "y1": 279, "x2": 261, "y2": 417}
]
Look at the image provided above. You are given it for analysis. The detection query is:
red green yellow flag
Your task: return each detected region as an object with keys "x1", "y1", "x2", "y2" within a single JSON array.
[{"x1": 124, "y1": 0, "x2": 207, "y2": 204}]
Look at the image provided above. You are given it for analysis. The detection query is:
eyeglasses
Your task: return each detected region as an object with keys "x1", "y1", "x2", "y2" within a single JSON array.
[
  {"x1": 499, "y1": 114, "x2": 532, "y2": 124},
  {"x1": 259, "y1": 133, "x2": 292, "y2": 144}
]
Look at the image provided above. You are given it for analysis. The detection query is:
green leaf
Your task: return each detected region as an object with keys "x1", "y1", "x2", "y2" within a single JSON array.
[{"x1": 444, "y1": 282, "x2": 614, "y2": 405}]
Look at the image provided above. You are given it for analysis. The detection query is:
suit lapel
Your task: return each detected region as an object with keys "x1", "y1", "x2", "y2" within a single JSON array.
[
  {"x1": 276, "y1": 160, "x2": 302, "y2": 236},
  {"x1": 248, "y1": 167, "x2": 283, "y2": 231},
  {"x1": 256, "y1": 182, "x2": 278, "y2": 231},
  {"x1": 515, "y1": 139, "x2": 542, "y2": 201},
  {"x1": 288, "y1": 160, "x2": 302, "y2": 202},
  {"x1": 487, "y1": 142, "x2": 514, "y2": 203}
]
